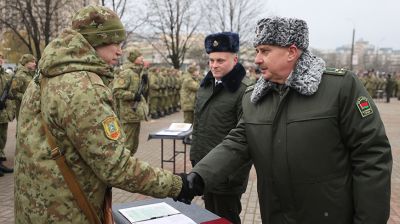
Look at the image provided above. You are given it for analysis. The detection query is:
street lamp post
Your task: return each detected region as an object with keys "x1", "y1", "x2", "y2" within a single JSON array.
[{"x1": 350, "y1": 28, "x2": 355, "y2": 71}]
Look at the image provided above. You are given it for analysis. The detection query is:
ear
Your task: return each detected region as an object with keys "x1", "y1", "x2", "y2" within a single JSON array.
[
  {"x1": 233, "y1": 54, "x2": 238, "y2": 64},
  {"x1": 287, "y1": 45, "x2": 299, "y2": 62}
]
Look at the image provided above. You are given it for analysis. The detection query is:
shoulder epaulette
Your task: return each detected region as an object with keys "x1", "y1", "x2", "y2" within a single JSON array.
[
  {"x1": 324, "y1": 67, "x2": 347, "y2": 76},
  {"x1": 241, "y1": 77, "x2": 253, "y2": 86},
  {"x1": 245, "y1": 84, "x2": 255, "y2": 93}
]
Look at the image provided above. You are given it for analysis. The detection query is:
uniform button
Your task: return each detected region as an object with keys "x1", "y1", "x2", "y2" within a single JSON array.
[{"x1": 324, "y1": 212, "x2": 329, "y2": 217}]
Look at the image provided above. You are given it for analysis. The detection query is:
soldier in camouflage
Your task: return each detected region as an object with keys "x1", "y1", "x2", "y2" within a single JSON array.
[
  {"x1": 180, "y1": 65, "x2": 200, "y2": 123},
  {"x1": 112, "y1": 49, "x2": 148, "y2": 155},
  {"x1": 12, "y1": 54, "x2": 36, "y2": 121},
  {"x1": 14, "y1": 6, "x2": 193, "y2": 223},
  {"x1": 0, "y1": 52, "x2": 15, "y2": 176}
]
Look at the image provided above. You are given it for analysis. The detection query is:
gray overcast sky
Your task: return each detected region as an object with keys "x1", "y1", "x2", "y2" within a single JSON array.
[{"x1": 266, "y1": 0, "x2": 399, "y2": 50}]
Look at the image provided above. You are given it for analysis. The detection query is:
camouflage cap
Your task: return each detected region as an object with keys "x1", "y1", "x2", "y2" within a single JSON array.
[
  {"x1": 19, "y1": 54, "x2": 36, "y2": 65},
  {"x1": 187, "y1": 65, "x2": 197, "y2": 74},
  {"x1": 127, "y1": 49, "x2": 142, "y2": 62},
  {"x1": 71, "y1": 5, "x2": 126, "y2": 47}
]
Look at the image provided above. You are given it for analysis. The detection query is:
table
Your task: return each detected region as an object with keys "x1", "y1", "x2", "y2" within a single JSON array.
[
  {"x1": 148, "y1": 128, "x2": 192, "y2": 174},
  {"x1": 112, "y1": 198, "x2": 219, "y2": 224}
]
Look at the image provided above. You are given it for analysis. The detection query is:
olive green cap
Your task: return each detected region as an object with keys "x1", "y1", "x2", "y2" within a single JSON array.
[
  {"x1": 19, "y1": 54, "x2": 36, "y2": 65},
  {"x1": 127, "y1": 49, "x2": 142, "y2": 62},
  {"x1": 71, "y1": 5, "x2": 126, "y2": 47}
]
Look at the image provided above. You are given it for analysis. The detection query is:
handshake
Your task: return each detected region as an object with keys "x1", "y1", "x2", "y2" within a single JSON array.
[{"x1": 174, "y1": 172, "x2": 204, "y2": 204}]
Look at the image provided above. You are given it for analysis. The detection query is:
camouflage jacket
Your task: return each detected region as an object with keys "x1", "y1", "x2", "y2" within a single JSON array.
[
  {"x1": 0, "y1": 67, "x2": 16, "y2": 123},
  {"x1": 14, "y1": 29, "x2": 181, "y2": 224},
  {"x1": 12, "y1": 65, "x2": 34, "y2": 115},
  {"x1": 180, "y1": 73, "x2": 200, "y2": 111},
  {"x1": 112, "y1": 62, "x2": 147, "y2": 122}
]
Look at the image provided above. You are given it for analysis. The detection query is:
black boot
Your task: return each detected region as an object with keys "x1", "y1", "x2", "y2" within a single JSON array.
[
  {"x1": 0, "y1": 170, "x2": 4, "y2": 177},
  {"x1": 0, "y1": 162, "x2": 13, "y2": 173}
]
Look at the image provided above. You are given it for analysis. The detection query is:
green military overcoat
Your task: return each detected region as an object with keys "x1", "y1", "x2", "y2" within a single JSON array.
[
  {"x1": 193, "y1": 69, "x2": 392, "y2": 224},
  {"x1": 191, "y1": 63, "x2": 252, "y2": 194}
]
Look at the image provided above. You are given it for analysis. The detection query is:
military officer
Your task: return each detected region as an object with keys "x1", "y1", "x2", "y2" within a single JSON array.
[
  {"x1": 182, "y1": 17, "x2": 392, "y2": 224},
  {"x1": 12, "y1": 54, "x2": 36, "y2": 120},
  {"x1": 14, "y1": 6, "x2": 193, "y2": 223},
  {"x1": 190, "y1": 32, "x2": 253, "y2": 224},
  {"x1": 113, "y1": 49, "x2": 148, "y2": 155}
]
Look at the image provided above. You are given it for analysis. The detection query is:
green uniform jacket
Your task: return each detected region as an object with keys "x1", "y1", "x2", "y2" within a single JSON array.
[
  {"x1": 180, "y1": 73, "x2": 199, "y2": 111},
  {"x1": 0, "y1": 68, "x2": 15, "y2": 123},
  {"x1": 113, "y1": 62, "x2": 147, "y2": 122},
  {"x1": 193, "y1": 69, "x2": 392, "y2": 223},
  {"x1": 191, "y1": 63, "x2": 252, "y2": 194},
  {"x1": 12, "y1": 65, "x2": 34, "y2": 118},
  {"x1": 14, "y1": 29, "x2": 181, "y2": 224}
]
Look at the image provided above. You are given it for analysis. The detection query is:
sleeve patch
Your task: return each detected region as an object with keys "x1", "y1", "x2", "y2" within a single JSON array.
[
  {"x1": 102, "y1": 116, "x2": 121, "y2": 140},
  {"x1": 356, "y1": 96, "x2": 373, "y2": 117}
]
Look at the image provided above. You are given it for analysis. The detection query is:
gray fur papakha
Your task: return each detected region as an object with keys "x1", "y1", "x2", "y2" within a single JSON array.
[{"x1": 253, "y1": 17, "x2": 309, "y2": 50}]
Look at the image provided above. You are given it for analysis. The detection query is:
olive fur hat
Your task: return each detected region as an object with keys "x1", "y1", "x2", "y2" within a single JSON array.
[
  {"x1": 204, "y1": 32, "x2": 239, "y2": 54},
  {"x1": 253, "y1": 17, "x2": 309, "y2": 50}
]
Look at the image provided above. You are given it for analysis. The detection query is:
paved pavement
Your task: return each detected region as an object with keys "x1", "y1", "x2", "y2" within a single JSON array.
[{"x1": 1, "y1": 98, "x2": 399, "y2": 224}]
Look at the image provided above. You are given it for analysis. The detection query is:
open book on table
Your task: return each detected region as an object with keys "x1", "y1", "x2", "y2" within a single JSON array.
[
  {"x1": 155, "y1": 123, "x2": 192, "y2": 136},
  {"x1": 119, "y1": 202, "x2": 196, "y2": 224}
]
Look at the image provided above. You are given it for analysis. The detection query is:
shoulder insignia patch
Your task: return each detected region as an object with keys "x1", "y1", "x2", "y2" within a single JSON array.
[
  {"x1": 118, "y1": 78, "x2": 125, "y2": 85},
  {"x1": 356, "y1": 96, "x2": 373, "y2": 117},
  {"x1": 324, "y1": 67, "x2": 346, "y2": 76},
  {"x1": 102, "y1": 116, "x2": 121, "y2": 140}
]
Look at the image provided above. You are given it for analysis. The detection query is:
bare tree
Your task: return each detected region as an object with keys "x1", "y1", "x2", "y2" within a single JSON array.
[
  {"x1": 0, "y1": 0, "x2": 68, "y2": 59},
  {"x1": 141, "y1": 0, "x2": 201, "y2": 69},
  {"x1": 100, "y1": 0, "x2": 127, "y2": 19},
  {"x1": 201, "y1": 0, "x2": 267, "y2": 45}
]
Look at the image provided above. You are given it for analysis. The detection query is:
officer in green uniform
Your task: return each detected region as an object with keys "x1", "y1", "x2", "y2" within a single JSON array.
[
  {"x1": 148, "y1": 67, "x2": 160, "y2": 119},
  {"x1": 180, "y1": 65, "x2": 200, "y2": 123},
  {"x1": 14, "y1": 6, "x2": 193, "y2": 223},
  {"x1": 181, "y1": 17, "x2": 392, "y2": 224},
  {"x1": 0, "y1": 52, "x2": 15, "y2": 176},
  {"x1": 190, "y1": 32, "x2": 252, "y2": 224},
  {"x1": 113, "y1": 49, "x2": 148, "y2": 155},
  {"x1": 12, "y1": 54, "x2": 36, "y2": 120}
]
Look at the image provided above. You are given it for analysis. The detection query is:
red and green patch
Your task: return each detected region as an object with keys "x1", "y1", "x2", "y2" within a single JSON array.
[{"x1": 356, "y1": 96, "x2": 373, "y2": 117}]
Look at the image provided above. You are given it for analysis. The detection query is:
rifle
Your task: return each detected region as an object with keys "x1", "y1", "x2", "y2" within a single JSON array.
[
  {"x1": 0, "y1": 72, "x2": 15, "y2": 110},
  {"x1": 131, "y1": 74, "x2": 148, "y2": 112}
]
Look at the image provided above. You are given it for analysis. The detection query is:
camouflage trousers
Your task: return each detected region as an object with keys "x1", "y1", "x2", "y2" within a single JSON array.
[
  {"x1": 121, "y1": 122, "x2": 141, "y2": 155},
  {"x1": 183, "y1": 111, "x2": 194, "y2": 124},
  {"x1": 0, "y1": 123, "x2": 8, "y2": 160},
  {"x1": 149, "y1": 96, "x2": 159, "y2": 114}
]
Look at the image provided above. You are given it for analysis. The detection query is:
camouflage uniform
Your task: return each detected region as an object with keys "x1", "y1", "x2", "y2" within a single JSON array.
[
  {"x1": 113, "y1": 51, "x2": 147, "y2": 155},
  {"x1": 1, "y1": 66, "x2": 16, "y2": 163},
  {"x1": 12, "y1": 54, "x2": 36, "y2": 120},
  {"x1": 180, "y1": 66, "x2": 200, "y2": 123},
  {"x1": 148, "y1": 67, "x2": 160, "y2": 118},
  {"x1": 14, "y1": 6, "x2": 181, "y2": 224}
]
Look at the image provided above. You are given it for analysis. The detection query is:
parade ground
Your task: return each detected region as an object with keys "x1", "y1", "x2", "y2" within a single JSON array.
[{"x1": 1, "y1": 99, "x2": 399, "y2": 223}]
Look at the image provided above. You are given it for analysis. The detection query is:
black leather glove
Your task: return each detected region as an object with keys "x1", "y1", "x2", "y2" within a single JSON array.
[
  {"x1": 174, "y1": 173, "x2": 195, "y2": 204},
  {"x1": 187, "y1": 172, "x2": 204, "y2": 196}
]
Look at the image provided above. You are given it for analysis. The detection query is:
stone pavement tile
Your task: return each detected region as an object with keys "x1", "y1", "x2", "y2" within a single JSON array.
[{"x1": 1, "y1": 99, "x2": 400, "y2": 224}]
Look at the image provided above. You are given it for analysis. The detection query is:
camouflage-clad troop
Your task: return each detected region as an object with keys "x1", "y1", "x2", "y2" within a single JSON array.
[
  {"x1": 148, "y1": 67, "x2": 161, "y2": 118},
  {"x1": 180, "y1": 65, "x2": 200, "y2": 123},
  {"x1": 12, "y1": 54, "x2": 36, "y2": 120},
  {"x1": 14, "y1": 6, "x2": 183, "y2": 223},
  {"x1": 113, "y1": 49, "x2": 147, "y2": 155},
  {"x1": 0, "y1": 54, "x2": 16, "y2": 176}
]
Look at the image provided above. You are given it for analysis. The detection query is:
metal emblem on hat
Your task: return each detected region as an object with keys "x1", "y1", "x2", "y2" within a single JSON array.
[{"x1": 213, "y1": 40, "x2": 219, "y2": 47}]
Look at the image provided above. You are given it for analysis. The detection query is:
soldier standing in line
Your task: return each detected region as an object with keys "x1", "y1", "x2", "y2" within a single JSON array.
[
  {"x1": 12, "y1": 54, "x2": 36, "y2": 121},
  {"x1": 0, "y1": 52, "x2": 15, "y2": 176},
  {"x1": 14, "y1": 6, "x2": 194, "y2": 223},
  {"x1": 148, "y1": 67, "x2": 160, "y2": 119},
  {"x1": 180, "y1": 65, "x2": 200, "y2": 124},
  {"x1": 113, "y1": 49, "x2": 148, "y2": 155},
  {"x1": 385, "y1": 73, "x2": 395, "y2": 103}
]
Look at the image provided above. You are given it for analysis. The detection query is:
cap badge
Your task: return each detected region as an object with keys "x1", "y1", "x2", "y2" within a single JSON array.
[{"x1": 213, "y1": 40, "x2": 219, "y2": 47}]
